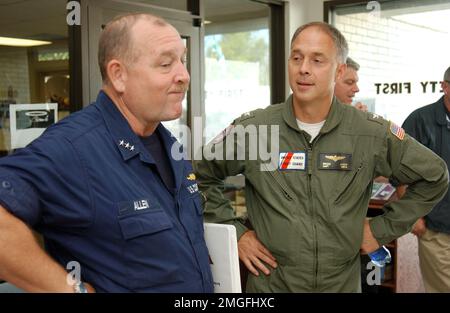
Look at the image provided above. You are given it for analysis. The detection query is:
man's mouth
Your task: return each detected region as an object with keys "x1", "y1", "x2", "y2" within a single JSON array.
[
  {"x1": 297, "y1": 81, "x2": 314, "y2": 86},
  {"x1": 169, "y1": 86, "x2": 189, "y2": 94},
  {"x1": 297, "y1": 82, "x2": 314, "y2": 90}
]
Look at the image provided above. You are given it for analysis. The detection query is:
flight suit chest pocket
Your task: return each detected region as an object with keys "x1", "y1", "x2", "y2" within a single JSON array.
[{"x1": 327, "y1": 161, "x2": 368, "y2": 223}]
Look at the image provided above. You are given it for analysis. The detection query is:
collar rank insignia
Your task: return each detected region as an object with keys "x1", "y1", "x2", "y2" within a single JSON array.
[
  {"x1": 187, "y1": 173, "x2": 196, "y2": 181},
  {"x1": 118, "y1": 139, "x2": 135, "y2": 151},
  {"x1": 372, "y1": 113, "x2": 381, "y2": 119}
]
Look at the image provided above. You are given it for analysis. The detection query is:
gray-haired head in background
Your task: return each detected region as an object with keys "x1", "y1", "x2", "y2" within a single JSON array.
[{"x1": 346, "y1": 57, "x2": 360, "y2": 71}]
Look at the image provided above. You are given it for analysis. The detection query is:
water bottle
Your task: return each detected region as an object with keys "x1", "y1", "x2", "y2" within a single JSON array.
[{"x1": 368, "y1": 246, "x2": 391, "y2": 267}]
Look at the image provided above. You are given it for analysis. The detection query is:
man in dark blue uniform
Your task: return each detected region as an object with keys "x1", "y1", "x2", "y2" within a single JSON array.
[
  {"x1": 401, "y1": 66, "x2": 450, "y2": 292},
  {"x1": 0, "y1": 13, "x2": 213, "y2": 293}
]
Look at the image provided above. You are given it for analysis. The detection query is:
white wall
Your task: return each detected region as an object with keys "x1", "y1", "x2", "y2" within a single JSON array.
[
  {"x1": 0, "y1": 47, "x2": 30, "y2": 104},
  {"x1": 285, "y1": 0, "x2": 326, "y2": 35},
  {"x1": 283, "y1": 0, "x2": 326, "y2": 97}
]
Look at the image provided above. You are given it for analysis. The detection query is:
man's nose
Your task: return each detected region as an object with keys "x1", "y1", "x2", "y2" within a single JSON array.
[
  {"x1": 299, "y1": 59, "x2": 311, "y2": 75},
  {"x1": 176, "y1": 62, "x2": 190, "y2": 85}
]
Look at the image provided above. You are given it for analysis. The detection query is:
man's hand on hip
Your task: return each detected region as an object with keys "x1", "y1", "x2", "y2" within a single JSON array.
[
  {"x1": 238, "y1": 230, "x2": 277, "y2": 276},
  {"x1": 412, "y1": 217, "x2": 427, "y2": 238},
  {"x1": 360, "y1": 219, "x2": 381, "y2": 254}
]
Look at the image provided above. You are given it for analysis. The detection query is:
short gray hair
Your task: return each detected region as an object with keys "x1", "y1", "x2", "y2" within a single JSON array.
[
  {"x1": 98, "y1": 13, "x2": 168, "y2": 83},
  {"x1": 346, "y1": 57, "x2": 360, "y2": 71},
  {"x1": 290, "y1": 22, "x2": 348, "y2": 64},
  {"x1": 444, "y1": 66, "x2": 450, "y2": 82}
]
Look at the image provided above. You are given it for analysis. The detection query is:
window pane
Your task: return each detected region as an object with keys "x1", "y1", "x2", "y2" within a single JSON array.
[
  {"x1": 332, "y1": 0, "x2": 450, "y2": 125},
  {"x1": 204, "y1": 1, "x2": 270, "y2": 142},
  {"x1": 0, "y1": 0, "x2": 70, "y2": 155}
]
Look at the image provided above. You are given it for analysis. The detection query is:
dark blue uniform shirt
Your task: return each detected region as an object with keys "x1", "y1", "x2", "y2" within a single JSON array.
[
  {"x1": 402, "y1": 96, "x2": 450, "y2": 234},
  {"x1": 0, "y1": 91, "x2": 213, "y2": 292}
]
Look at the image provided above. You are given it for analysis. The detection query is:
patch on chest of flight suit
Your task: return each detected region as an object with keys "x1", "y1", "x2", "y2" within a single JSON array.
[
  {"x1": 279, "y1": 152, "x2": 306, "y2": 170},
  {"x1": 318, "y1": 153, "x2": 352, "y2": 170}
]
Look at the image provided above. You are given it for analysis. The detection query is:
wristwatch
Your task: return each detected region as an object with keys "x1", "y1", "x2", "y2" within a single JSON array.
[{"x1": 73, "y1": 281, "x2": 88, "y2": 293}]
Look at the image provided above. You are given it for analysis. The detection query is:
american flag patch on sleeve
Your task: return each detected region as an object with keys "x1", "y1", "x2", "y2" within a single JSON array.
[{"x1": 389, "y1": 122, "x2": 405, "y2": 140}]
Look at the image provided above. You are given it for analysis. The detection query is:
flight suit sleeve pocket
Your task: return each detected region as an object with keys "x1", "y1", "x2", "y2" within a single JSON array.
[
  {"x1": 118, "y1": 209, "x2": 173, "y2": 240},
  {"x1": 396, "y1": 141, "x2": 445, "y2": 183}
]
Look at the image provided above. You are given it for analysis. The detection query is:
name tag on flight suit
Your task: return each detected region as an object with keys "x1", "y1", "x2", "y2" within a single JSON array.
[
  {"x1": 318, "y1": 153, "x2": 352, "y2": 170},
  {"x1": 279, "y1": 152, "x2": 306, "y2": 170}
]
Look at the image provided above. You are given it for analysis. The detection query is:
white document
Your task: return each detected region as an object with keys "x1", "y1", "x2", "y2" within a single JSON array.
[
  {"x1": 9, "y1": 103, "x2": 58, "y2": 149},
  {"x1": 203, "y1": 223, "x2": 241, "y2": 293}
]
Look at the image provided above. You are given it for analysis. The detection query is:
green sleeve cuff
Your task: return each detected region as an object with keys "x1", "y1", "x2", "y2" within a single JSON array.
[
  {"x1": 231, "y1": 220, "x2": 249, "y2": 240},
  {"x1": 369, "y1": 216, "x2": 396, "y2": 246}
]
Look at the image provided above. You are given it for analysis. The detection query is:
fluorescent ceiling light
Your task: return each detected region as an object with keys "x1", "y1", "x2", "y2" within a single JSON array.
[{"x1": 0, "y1": 36, "x2": 52, "y2": 47}]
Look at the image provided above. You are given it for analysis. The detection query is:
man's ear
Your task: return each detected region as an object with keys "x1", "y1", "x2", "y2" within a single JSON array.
[
  {"x1": 335, "y1": 63, "x2": 347, "y2": 82},
  {"x1": 442, "y1": 81, "x2": 449, "y2": 95},
  {"x1": 106, "y1": 59, "x2": 127, "y2": 93}
]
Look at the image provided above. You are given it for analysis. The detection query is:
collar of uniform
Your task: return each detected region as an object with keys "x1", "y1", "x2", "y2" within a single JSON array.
[
  {"x1": 282, "y1": 95, "x2": 343, "y2": 134},
  {"x1": 435, "y1": 96, "x2": 447, "y2": 126},
  {"x1": 320, "y1": 96, "x2": 344, "y2": 134},
  {"x1": 282, "y1": 95, "x2": 301, "y2": 132},
  {"x1": 94, "y1": 90, "x2": 142, "y2": 162},
  {"x1": 156, "y1": 124, "x2": 185, "y2": 192}
]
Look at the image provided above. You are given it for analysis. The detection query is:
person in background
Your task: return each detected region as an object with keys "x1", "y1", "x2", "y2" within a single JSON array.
[
  {"x1": 401, "y1": 66, "x2": 450, "y2": 292},
  {"x1": 0, "y1": 13, "x2": 213, "y2": 293},
  {"x1": 334, "y1": 57, "x2": 367, "y2": 111}
]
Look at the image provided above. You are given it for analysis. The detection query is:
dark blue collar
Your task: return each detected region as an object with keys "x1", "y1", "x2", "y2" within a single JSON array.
[
  {"x1": 94, "y1": 90, "x2": 144, "y2": 162},
  {"x1": 94, "y1": 90, "x2": 185, "y2": 191},
  {"x1": 435, "y1": 96, "x2": 447, "y2": 126}
]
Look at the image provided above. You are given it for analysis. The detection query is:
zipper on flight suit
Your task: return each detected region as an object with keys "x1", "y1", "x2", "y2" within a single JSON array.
[
  {"x1": 306, "y1": 141, "x2": 319, "y2": 290},
  {"x1": 262, "y1": 163, "x2": 294, "y2": 201}
]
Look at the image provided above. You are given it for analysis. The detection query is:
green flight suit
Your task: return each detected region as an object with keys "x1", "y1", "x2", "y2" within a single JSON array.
[{"x1": 193, "y1": 96, "x2": 449, "y2": 292}]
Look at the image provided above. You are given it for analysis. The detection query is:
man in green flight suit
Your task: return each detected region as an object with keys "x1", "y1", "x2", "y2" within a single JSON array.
[{"x1": 193, "y1": 22, "x2": 449, "y2": 292}]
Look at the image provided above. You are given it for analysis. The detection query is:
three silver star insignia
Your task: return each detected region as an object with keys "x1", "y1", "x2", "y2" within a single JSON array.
[{"x1": 118, "y1": 139, "x2": 135, "y2": 151}]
